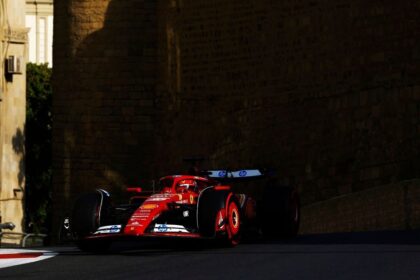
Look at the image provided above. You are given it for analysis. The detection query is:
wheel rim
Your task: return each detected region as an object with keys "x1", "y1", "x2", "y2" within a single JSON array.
[{"x1": 228, "y1": 202, "x2": 240, "y2": 236}]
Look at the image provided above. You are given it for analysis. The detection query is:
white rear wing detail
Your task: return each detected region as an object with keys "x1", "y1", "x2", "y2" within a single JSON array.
[{"x1": 207, "y1": 169, "x2": 263, "y2": 179}]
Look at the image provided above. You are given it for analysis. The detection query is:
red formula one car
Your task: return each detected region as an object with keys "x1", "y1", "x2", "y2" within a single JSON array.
[{"x1": 65, "y1": 168, "x2": 300, "y2": 252}]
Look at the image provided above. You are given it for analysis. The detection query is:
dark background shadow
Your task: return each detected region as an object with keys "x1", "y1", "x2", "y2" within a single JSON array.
[
  {"x1": 68, "y1": 0, "x2": 158, "y2": 194},
  {"x1": 12, "y1": 128, "x2": 25, "y2": 230},
  {"x1": 52, "y1": 0, "x2": 158, "y2": 240},
  {"x1": 265, "y1": 230, "x2": 420, "y2": 245}
]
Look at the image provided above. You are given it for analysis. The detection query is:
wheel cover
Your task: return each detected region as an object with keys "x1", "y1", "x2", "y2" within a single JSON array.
[{"x1": 228, "y1": 202, "x2": 240, "y2": 236}]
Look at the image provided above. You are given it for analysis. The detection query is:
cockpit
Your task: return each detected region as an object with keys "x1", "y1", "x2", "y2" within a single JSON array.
[
  {"x1": 158, "y1": 176, "x2": 210, "y2": 194},
  {"x1": 176, "y1": 179, "x2": 197, "y2": 193}
]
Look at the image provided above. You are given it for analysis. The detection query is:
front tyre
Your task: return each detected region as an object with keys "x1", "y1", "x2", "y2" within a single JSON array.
[
  {"x1": 225, "y1": 197, "x2": 241, "y2": 246},
  {"x1": 71, "y1": 189, "x2": 112, "y2": 252},
  {"x1": 197, "y1": 188, "x2": 241, "y2": 246}
]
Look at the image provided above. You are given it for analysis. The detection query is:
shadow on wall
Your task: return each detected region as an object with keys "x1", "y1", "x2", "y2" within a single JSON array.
[
  {"x1": 12, "y1": 128, "x2": 25, "y2": 191},
  {"x1": 12, "y1": 128, "x2": 25, "y2": 230},
  {"x1": 66, "y1": 0, "x2": 157, "y2": 195}
]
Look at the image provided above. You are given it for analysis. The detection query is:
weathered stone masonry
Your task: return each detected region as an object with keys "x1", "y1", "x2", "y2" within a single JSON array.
[
  {"x1": 53, "y1": 0, "x2": 420, "y2": 234},
  {"x1": 0, "y1": 0, "x2": 27, "y2": 244},
  {"x1": 53, "y1": 0, "x2": 158, "y2": 214}
]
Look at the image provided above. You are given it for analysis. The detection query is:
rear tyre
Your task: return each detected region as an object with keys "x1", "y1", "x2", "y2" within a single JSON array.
[{"x1": 261, "y1": 186, "x2": 300, "y2": 239}]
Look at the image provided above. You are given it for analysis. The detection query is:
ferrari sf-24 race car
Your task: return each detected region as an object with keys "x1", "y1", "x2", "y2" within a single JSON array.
[{"x1": 65, "y1": 169, "x2": 300, "y2": 251}]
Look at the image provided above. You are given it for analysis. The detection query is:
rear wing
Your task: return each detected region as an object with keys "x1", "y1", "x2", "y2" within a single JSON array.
[{"x1": 206, "y1": 169, "x2": 272, "y2": 180}]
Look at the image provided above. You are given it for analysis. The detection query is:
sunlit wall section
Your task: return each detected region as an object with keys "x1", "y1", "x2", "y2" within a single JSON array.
[{"x1": 0, "y1": 0, "x2": 28, "y2": 244}]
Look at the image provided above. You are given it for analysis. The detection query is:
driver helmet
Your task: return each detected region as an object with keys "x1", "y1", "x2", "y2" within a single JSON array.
[{"x1": 177, "y1": 179, "x2": 196, "y2": 193}]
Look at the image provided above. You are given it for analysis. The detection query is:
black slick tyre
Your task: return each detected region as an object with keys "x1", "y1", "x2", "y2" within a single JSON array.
[
  {"x1": 224, "y1": 196, "x2": 241, "y2": 246},
  {"x1": 71, "y1": 189, "x2": 112, "y2": 252},
  {"x1": 197, "y1": 188, "x2": 241, "y2": 246},
  {"x1": 197, "y1": 188, "x2": 229, "y2": 237}
]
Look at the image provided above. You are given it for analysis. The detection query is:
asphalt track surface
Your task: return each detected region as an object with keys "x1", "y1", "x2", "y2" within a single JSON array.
[{"x1": 1, "y1": 231, "x2": 420, "y2": 280}]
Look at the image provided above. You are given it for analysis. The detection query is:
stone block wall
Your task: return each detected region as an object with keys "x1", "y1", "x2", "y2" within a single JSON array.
[
  {"x1": 53, "y1": 0, "x2": 420, "y2": 234},
  {"x1": 0, "y1": 0, "x2": 27, "y2": 243},
  {"x1": 156, "y1": 0, "x2": 420, "y2": 206},
  {"x1": 52, "y1": 0, "x2": 158, "y2": 214},
  {"x1": 300, "y1": 180, "x2": 420, "y2": 233}
]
